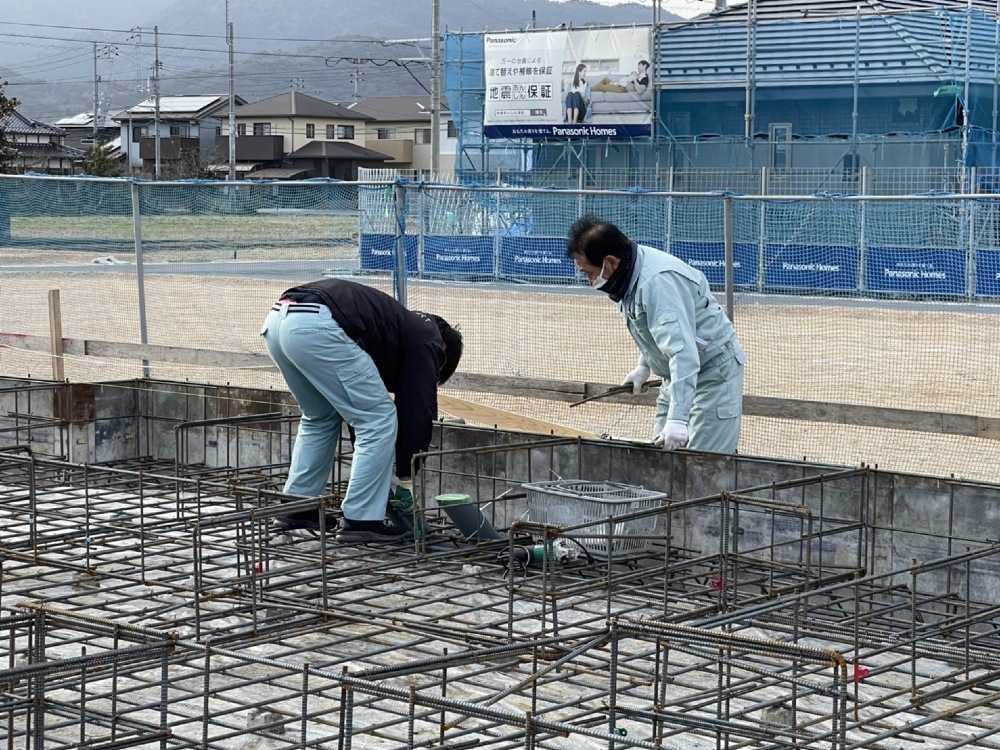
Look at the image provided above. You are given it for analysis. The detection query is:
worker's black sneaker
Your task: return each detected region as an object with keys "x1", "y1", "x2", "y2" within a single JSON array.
[
  {"x1": 273, "y1": 509, "x2": 333, "y2": 532},
  {"x1": 335, "y1": 518, "x2": 408, "y2": 543}
]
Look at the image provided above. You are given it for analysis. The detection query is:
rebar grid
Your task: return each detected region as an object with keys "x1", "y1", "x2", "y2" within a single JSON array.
[
  {"x1": 0, "y1": 404, "x2": 999, "y2": 747},
  {"x1": 10, "y1": 593, "x2": 1000, "y2": 750},
  {"x1": 2, "y1": 603, "x2": 852, "y2": 750}
]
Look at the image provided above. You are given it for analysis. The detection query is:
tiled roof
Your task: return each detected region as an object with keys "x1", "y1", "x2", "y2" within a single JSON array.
[
  {"x1": 227, "y1": 92, "x2": 373, "y2": 121},
  {"x1": 658, "y1": 0, "x2": 1000, "y2": 87},
  {"x1": 1, "y1": 109, "x2": 65, "y2": 136},
  {"x1": 685, "y1": 0, "x2": 998, "y2": 24},
  {"x1": 12, "y1": 142, "x2": 85, "y2": 159},
  {"x1": 54, "y1": 112, "x2": 117, "y2": 129},
  {"x1": 350, "y1": 96, "x2": 450, "y2": 122},
  {"x1": 111, "y1": 95, "x2": 241, "y2": 121},
  {"x1": 287, "y1": 141, "x2": 392, "y2": 160}
]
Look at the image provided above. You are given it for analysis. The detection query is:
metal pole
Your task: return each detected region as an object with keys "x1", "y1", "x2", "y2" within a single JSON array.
[
  {"x1": 724, "y1": 195, "x2": 735, "y2": 321},
  {"x1": 851, "y1": 7, "x2": 860, "y2": 162},
  {"x1": 227, "y1": 3, "x2": 236, "y2": 182},
  {"x1": 131, "y1": 181, "x2": 151, "y2": 377},
  {"x1": 430, "y1": 0, "x2": 441, "y2": 176},
  {"x1": 757, "y1": 167, "x2": 767, "y2": 293},
  {"x1": 394, "y1": 182, "x2": 408, "y2": 306},
  {"x1": 743, "y1": 0, "x2": 756, "y2": 145},
  {"x1": 93, "y1": 43, "x2": 99, "y2": 146},
  {"x1": 128, "y1": 111, "x2": 133, "y2": 173},
  {"x1": 153, "y1": 26, "x2": 161, "y2": 180},
  {"x1": 961, "y1": 0, "x2": 972, "y2": 188},
  {"x1": 128, "y1": 28, "x2": 142, "y2": 174},
  {"x1": 993, "y1": 0, "x2": 1000, "y2": 170},
  {"x1": 859, "y1": 166, "x2": 869, "y2": 292}
]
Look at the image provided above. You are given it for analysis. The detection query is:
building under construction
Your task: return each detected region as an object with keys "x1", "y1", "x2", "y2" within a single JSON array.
[{"x1": 3, "y1": 376, "x2": 1000, "y2": 749}]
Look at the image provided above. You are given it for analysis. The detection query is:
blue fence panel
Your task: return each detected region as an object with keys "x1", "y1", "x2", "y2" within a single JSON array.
[
  {"x1": 976, "y1": 249, "x2": 1000, "y2": 297},
  {"x1": 423, "y1": 235, "x2": 496, "y2": 276},
  {"x1": 763, "y1": 245, "x2": 860, "y2": 290},
  {"x1": 866, "y1": 248, "x2": 967, "y2": 296},
  {"x1": 360, "y1": 233, "x2": 418, "y2": 273},
  {"x1": 670, "y1": 241, "x2": 759, "y2": 287},
  {"x1": 498, "y1": 236, "x2": 577, "y2": 279}
]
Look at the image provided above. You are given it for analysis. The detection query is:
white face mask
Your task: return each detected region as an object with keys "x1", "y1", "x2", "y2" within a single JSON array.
[{"x1": 590, "y1": 258, "x2": 609, "y2": 290}]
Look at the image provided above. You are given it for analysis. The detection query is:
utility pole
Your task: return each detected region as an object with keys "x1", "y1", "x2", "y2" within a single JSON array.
[
  {"x1": 289, "y1": 77, "x2": 304, "y2": 152},
  {"x1": 93, "y1": 43, "x2": 99, "y2": 144},
  {"x1": 92, "y1": 44, "x2": 117, "y2": 148},
  {"x1": 153, "y1": 26, "x2": 161, "y2": 179},
  {"x1": 227, "y1": 0, "x2": 236, "y2": 181},
  {"x1": 128, "y1": 28, "x2": 142, "y2": 173},
  {"x1": 430, "y1": 0, "x2": 441, "y2": 175},
  {"x1": 351, "y1": 61, "x2": 363, "y2": 102}
]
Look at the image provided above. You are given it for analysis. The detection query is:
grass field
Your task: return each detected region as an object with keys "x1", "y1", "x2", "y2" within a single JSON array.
[
  {"x1": 5, "y1": 214, "x2": 363, "y2": 263},
  {"x1": 11, "y1": 213, "x2": 359, "y2": 240}
]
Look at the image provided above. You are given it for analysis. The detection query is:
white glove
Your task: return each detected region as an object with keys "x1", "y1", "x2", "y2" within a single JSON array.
[
  {"x1": 653, "y1": 420, "x2": 689, "y2": 450},
  {"x1": 622, "y1": 365, "x2": 651, "y2": 395}
]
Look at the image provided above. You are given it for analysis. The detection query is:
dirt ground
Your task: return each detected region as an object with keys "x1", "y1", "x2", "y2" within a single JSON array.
[{"x1": 1, "y1": 258, "x2": 998, "y2": 483}]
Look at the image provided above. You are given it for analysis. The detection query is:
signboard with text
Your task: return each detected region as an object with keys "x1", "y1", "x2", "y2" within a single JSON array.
[
  {"x1": 499, "y1": 236, "x2": 577, "y2": 279},
  {"x1": 423, "y1": 236, "x2": 496, "y2": 276},
  {"x1": 866, "y1": 248, "x2": 966, "y2": 296},
  {"x1": 671, "y1": 241, "x2": 760, "y2": 287},
  {"x1": 359, "y1": 233, "x2": 417, "y2": 273},
  {"x1": 976, "y1": 249, "x2": 1000, "y2": 296},
  {"x1": 764, "y1": 244, "x2": 859, "y2": 290},
  {"x1": 483, "y1": 27, "x2": 652, "y2": 140}
]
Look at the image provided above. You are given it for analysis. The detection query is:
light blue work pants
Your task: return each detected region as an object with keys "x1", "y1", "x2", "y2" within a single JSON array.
[
  {"x1": 261, "y1": 302, "x2": 396, "y2": 521},
  {"x1": 653, "y1": 340, "x2": 746, "y2": 454}
]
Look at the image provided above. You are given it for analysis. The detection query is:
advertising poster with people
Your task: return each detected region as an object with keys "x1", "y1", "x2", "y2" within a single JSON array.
[{"x1": 483, "y1": 26, "x2": 653, "y2": 139}]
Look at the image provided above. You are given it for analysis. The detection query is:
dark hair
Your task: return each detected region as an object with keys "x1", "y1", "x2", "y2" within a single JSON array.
[
  {"x1": 565, "y1": 215, "x2": 632, "y2": 267},
  {"x1": 426, "y1": 313, "x2": 463, "y2": 384},
  {"x1": 638, "y1": 60, "x2": 649, "y2": 69}
]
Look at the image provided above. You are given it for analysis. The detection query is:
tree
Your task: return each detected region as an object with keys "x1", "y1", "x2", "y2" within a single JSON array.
[
  {"x1": 0, "y1": 80, "x2": 20, "y2": 175},
  {"x1": 83, "y1": 144, "x2": 125, "y2": 177}
]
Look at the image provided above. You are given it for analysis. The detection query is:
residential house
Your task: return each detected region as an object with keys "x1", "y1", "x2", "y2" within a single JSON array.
[
  {"x1": 0, "y1": 109, "x2": 83, "y2": 175},
  {"x1": 349, "y1": 95, "x2": 457, "y2": 177},
  {"x1": 53, "y1": 112, "x2": 119, "y2": 152},
  {"x1": 216, "y1": 91, "x2": 392, "y2": 180},
  {"x1": 111, "y1": 94, "x2": 245, "y2": 176}
]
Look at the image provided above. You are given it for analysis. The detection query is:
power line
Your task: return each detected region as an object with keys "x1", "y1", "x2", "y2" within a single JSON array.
[
  {"x1": 0, "y1": 21, "x2": 408, "y2": 47},
  {"x1": 3, "y1": 21, "x2": 431, "y2": 120}
]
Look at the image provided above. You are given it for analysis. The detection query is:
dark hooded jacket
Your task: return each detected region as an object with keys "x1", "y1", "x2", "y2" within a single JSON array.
[{"x1": 280, "y1": 278, "x2": 444, "y2": 476}]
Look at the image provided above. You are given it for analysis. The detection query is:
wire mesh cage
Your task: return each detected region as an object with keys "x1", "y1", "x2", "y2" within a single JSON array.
[{"x1": 522, "y1": 480, "x2": 668, "y2": 559}]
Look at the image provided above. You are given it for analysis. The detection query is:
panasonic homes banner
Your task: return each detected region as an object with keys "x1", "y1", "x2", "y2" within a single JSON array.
[{"x1": 483, "y1": 27, "x2": 652, "y2": 140}]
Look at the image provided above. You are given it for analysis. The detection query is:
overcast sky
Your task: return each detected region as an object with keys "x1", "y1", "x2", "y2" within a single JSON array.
[{"x1": 552, "y1": 0, "x2": 720, "y2": 17}]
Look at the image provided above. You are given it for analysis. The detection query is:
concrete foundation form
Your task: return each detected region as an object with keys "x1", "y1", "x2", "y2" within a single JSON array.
[{"x1": 2, "y1": 378, "x2": 1000, "y2": 748}]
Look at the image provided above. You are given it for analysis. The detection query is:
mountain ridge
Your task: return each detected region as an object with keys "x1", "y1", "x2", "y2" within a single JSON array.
[{"x1": 5, "y1": 0, "x2": 669, "y2": 121}]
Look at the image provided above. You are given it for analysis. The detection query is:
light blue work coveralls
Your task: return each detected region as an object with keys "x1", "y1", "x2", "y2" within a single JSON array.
[
  {"x1": 619, "y1": 245, "x2": 746, "y2": 453},
  {"x1": 261, "y1": 302, "x2": 396, "y2": 521}
]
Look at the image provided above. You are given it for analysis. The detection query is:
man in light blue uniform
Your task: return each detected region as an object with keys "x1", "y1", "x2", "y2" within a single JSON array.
[
  {"x1": 262, "y1": 278, "x2": 462, "y2": 541},
  {"x1": 567, "y1": 216, "x2": 745, "y2": 453}
]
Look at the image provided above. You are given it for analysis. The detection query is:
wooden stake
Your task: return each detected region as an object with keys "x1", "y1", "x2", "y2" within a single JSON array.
[{"x1": 48, "y1": 289, "x2": 64, "y2": 381}]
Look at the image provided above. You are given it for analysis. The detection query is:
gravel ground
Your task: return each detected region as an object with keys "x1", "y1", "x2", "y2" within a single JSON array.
[{"x1": 1, "y1": 263, "x2": 998, "y2": 482}]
